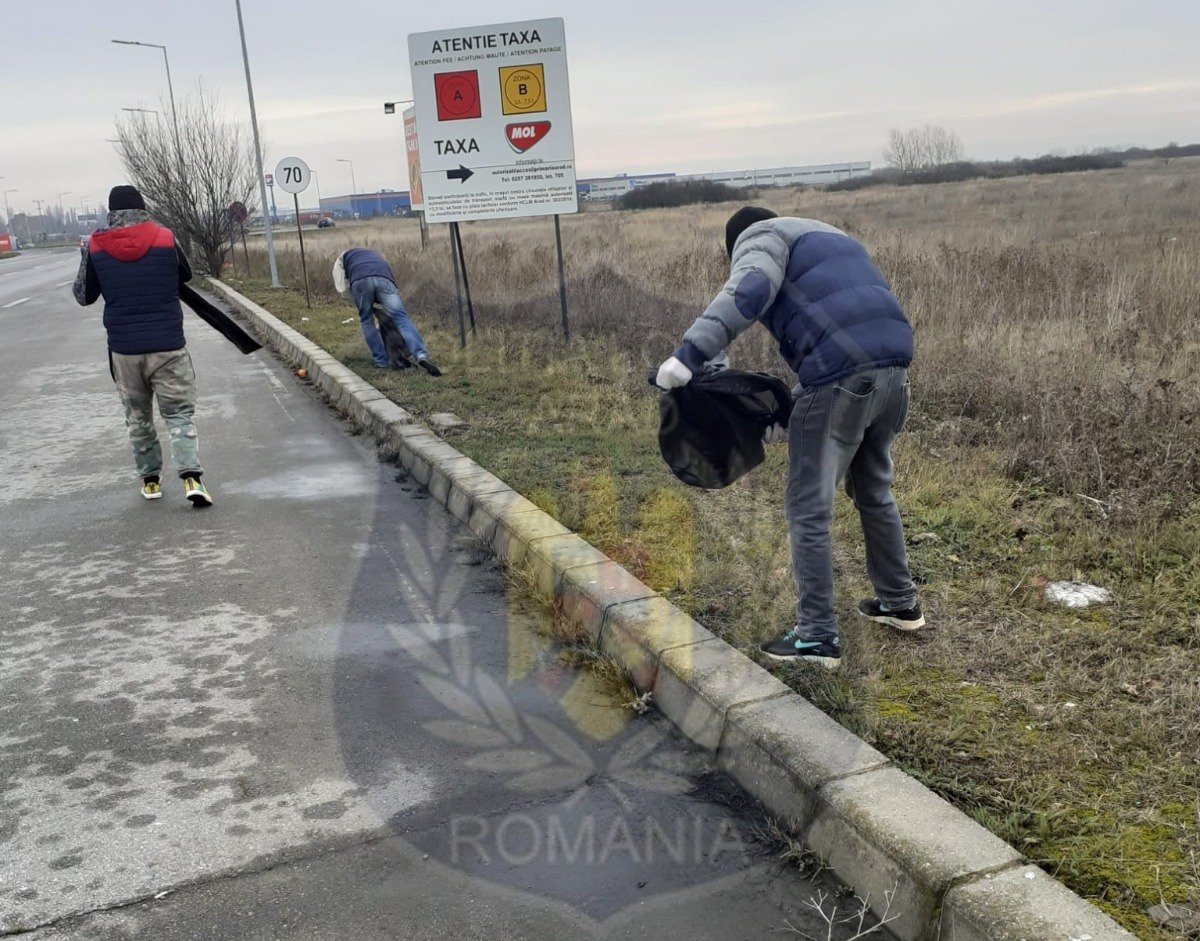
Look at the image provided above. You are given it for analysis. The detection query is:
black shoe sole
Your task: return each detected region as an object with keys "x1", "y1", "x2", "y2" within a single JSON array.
[{"x1": 418, "y1": 360, "x2": 442, "y2": 377}]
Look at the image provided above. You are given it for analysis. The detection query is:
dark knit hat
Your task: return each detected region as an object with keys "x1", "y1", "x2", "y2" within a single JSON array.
[
  {"x1": 108, "y1": 185, "x2": 146, "y2": 212},
  {"x1": 725, "y1": 206, "x2": 778, "y2": 258}
]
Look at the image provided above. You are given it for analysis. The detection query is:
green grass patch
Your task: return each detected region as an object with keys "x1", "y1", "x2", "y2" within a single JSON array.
[{"x1": 229, "y1": 277, "x2": 1199, "y2": 937}]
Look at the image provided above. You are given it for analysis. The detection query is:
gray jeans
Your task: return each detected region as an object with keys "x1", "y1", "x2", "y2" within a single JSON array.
[
  {"x1": 111, "y1": 348, "x2": 202, "y2": 479},
  {"x1": 786, "y1": 367, "x2": 917, "y2": 642}
]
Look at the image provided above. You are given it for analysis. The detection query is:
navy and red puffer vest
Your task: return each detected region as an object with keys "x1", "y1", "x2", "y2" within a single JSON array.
[{"x1": 89, "y1": 222, "x2": 184, "y2": 355}]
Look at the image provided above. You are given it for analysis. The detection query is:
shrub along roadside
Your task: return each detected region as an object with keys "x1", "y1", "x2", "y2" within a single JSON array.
[{"x1": 225, "y1": 277, "x2": 1199, "y2": 939}]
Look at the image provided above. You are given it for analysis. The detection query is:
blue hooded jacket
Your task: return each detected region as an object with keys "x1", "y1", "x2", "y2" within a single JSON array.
[{"x1": 674, "y1": 218, "x2": 913, "y2": 388}]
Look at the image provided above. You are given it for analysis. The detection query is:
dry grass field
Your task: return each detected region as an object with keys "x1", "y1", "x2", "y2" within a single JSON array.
[{"x1": 235, "y1": 158, "x2": 1199, "y2": 938}]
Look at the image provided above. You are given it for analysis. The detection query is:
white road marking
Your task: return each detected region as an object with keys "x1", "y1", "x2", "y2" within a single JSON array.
[
  {"x1": 255, "y1": 359, "x2": 296, "y2": 422},
  {"x1": 56, "y1": 280, "x2": 74, "y2": 287},
  {"x1": 2, "y1": 297, "x2": 31, "y2": 309}
]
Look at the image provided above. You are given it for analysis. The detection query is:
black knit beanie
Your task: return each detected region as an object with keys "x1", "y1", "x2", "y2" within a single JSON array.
[
  {"x1": 725, "y1": 206, "x2": 778, "y2": 258},
  {"x1": 108, "y1": 185, "x2": 146, "y2": 212}
]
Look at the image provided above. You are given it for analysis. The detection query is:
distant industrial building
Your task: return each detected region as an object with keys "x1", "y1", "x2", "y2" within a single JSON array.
[
  {"x1": 576, "y1": 173, "x2": 675, "y2": 201},
  {"x1": 678, "y1": 162, "x2": 871, "y2": 187},
  {"x1": 315, "y1": 161, "x2": 872, "y2": 218},
  {"x1": 318, "y1": 190, "x2": 412, "y2": 218},
  {"x1": 577, "y1": 162, "x2": 871, "y2": 201}
]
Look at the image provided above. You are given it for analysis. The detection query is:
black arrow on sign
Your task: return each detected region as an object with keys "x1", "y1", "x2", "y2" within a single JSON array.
[{"x1": 446, "y1": 165, "x2": 474, "y2": 183}]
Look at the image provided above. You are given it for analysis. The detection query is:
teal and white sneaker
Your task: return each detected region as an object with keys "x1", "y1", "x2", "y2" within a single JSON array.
[
  {"x1": 182, "y1": 476, "x2": 214, "y2": 508},
  {"x1": 760, "y1": 630, "x2": 841, "y2": 670}
]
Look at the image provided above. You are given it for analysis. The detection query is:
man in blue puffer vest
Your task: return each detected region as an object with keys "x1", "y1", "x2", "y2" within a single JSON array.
[
  {"x1": 655, "y1": 207, "x2": 924, "y2": 670},
  {"x1": 73, "y1": 185, "x2": 213, "y2": 507},
  {"x1": 332, "y1": 248, "x2": 441, "y2": 376}
]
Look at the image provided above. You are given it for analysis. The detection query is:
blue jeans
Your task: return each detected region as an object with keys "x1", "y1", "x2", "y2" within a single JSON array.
[
  {"x1": 786, "y1": 367, "x2": 917, "y2": 643},
  {"x1": 350, "y1": 276, "x2": 429, "y2": 366}
]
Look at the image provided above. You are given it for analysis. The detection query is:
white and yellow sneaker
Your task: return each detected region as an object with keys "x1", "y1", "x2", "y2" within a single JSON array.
[
  {"x1": 183, "y1": 476, "x2": 214, "y2": 508},
  {"x1": 141, "y1": 479, "x2": 163, "y2": 500}
]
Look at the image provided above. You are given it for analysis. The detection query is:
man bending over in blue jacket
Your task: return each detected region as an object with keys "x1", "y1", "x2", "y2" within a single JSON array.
[
  {"x1": 655, "y1": 207, "x2": 924, "y2": 670},
  {"x1": 333, "y1": 248, "x2": 441, "y2": 376}
]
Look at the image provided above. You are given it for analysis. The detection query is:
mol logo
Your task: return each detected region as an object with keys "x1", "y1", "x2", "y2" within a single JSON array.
[{"x1": 506, "y1": 121, "x2": 551, "y2": 153}]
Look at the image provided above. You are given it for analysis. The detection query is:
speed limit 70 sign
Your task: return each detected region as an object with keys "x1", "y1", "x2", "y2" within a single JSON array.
[{"x1": 275, "y1": 157, "x2": 311, "y2": 194}]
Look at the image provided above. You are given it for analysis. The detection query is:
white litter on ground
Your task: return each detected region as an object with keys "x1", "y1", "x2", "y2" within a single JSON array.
[{"x1": 1045, "y1": 581, "x2": 1112, "y2": 609}]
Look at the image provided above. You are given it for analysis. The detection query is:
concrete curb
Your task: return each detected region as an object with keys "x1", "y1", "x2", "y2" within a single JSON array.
[{"x1": 207, "y1": 278, "x2": 1137, "y2": 941}]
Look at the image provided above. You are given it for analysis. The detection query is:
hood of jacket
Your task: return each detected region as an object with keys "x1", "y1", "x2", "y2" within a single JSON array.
[{"x1": 91, "y1": 216, "x2": 163, "y2": 263}]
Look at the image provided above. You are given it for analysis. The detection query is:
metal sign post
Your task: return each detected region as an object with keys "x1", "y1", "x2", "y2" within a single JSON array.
[
  {"x1": 452, "y1": 223, "x2": 476, "y2": 335},
  {"x1": 449, "y1": 225, "x2": 466, "y2": 349},
  {"x1": 292, "y1": 193, "x2": 311, "y2": 307},
  {"x1": 554, "y1": 214, "x2": 570, "y2": 341},
  {"x1": 228, "y1": 201, "x2": 251, "y2": 276},
  {"x1": 275, "y1": 156, "x2": 313, "y2": 308}
]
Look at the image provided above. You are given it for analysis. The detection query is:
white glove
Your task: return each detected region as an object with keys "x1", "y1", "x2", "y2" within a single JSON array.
[
  {"x1": 763, "y1": 422, "x2": 787, "y2": 444},
  {"x1": 655, "y1": 356, "x2": 693, "y2": 391}
]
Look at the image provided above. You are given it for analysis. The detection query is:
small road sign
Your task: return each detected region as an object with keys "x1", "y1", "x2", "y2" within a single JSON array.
[{"x1": 274, "y1": 157, "x2": 311, "y2": 195}]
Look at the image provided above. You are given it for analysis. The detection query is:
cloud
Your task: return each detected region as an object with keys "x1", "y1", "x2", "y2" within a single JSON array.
[{"x1": 965, "y1": 79, "x2": 1200, "y2": 118}]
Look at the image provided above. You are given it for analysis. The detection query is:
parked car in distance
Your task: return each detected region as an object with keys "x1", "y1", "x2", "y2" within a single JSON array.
[{"x1": 317, "y1": 217, "x2": 335, "y2": 228}]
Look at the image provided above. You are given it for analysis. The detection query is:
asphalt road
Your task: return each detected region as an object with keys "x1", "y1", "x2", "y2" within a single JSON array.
[{"x1": 0, "y1": 248, "x2": 869, "y2": 940}]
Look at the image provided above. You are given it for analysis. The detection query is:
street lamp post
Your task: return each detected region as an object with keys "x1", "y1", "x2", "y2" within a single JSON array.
[
  {"x1": 57, "y1": 192, "x2": 72, "y2": 231},
  {"x1": 2, "y1": 188, "x2": 16, "y2": 234},
  {"x1": 233, "y1": 0, "x2": 280, "y2": 288},
  {"x1": 111, "y1": 39, "x2": 181, "y2": 153},
  {"x1": 337, "y1": 159, "x2": 357, "y2": 214}
]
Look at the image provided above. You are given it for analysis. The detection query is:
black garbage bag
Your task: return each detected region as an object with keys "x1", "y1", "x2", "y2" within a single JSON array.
[
  {"x1": 655, "y1": 368, "x2": 792, "y2": 489},
  {"x1": 180, "y1": 285, "x2": 262, "y2": 354},
  {"x1": 374, "y1": 304, "x2": 415, "y2": 368}
]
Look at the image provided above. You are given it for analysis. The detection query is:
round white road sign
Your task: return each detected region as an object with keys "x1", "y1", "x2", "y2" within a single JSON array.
[{"x1": 274, "y1": 157, "x2": 311, "y2": 194}]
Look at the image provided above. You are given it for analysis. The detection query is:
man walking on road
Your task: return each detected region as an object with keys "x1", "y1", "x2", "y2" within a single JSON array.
[
  {"x1": 73, "y1": 184, "x2": 213, "y2": 507},
  {"x1": 655, "y1": 207, "x2": 923, "y2": 670},
  {"x1": 332, "y1": 248, "x2": 441, "y2": 376}
]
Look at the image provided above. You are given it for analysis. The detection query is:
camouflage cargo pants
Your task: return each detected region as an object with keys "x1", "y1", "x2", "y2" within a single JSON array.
[{"x1": 110, "y1": 348, "x2": 202, "y2": 479}]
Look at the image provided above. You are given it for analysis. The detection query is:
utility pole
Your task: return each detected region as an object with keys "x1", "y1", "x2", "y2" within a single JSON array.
[{"x1": 234, "y1": 0, "x2": 280, "y2": 287}]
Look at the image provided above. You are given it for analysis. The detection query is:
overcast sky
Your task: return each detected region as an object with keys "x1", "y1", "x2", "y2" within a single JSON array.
[{"x1": 3, "y1": 0, "x2": 1197, "y2": 214}]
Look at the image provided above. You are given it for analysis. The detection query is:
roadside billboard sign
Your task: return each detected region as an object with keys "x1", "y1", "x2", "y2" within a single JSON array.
[
  {"x1": 407, "y1": 17, "x2": 577, "y2": 224},
  {"x1": 403, "y1": 107, "x2": 425, "y2": 211}
]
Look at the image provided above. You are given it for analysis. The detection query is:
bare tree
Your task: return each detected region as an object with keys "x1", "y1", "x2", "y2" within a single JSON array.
[
  {"x1": 883, "y1": 125, "x2": 965, "y2": 172},
  {"x1": 115, "y1": 84, "x2": 258, "y2": 274}
]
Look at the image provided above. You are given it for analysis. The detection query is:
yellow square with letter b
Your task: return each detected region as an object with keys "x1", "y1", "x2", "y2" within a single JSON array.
[{"x1": 499, "y1": 64, "x2": 547, "y2": 115}]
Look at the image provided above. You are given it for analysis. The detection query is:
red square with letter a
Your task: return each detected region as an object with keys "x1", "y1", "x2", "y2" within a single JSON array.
[{"x1": 434, "y1": 71, "x2": 482, "y2": 121}]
